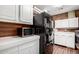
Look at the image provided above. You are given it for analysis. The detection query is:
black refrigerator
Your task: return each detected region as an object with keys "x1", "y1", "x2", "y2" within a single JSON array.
[{"x1": 33, "y1": 12, "x2": 53, "y2": 54}]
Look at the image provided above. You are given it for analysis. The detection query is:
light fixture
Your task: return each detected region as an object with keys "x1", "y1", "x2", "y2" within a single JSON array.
[{"x1": 33, "y1": 7, "x2": 42, "y2": 13}]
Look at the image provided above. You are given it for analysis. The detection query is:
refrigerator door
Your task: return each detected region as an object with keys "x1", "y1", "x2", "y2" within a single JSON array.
[{"x1": 39, "y1": 33, "x2": 46, "y2": 54}]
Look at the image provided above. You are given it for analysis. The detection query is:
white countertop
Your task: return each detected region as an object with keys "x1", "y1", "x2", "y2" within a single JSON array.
[{"x1": 0, "y1": 35, "x2": 40, "y2": 51}]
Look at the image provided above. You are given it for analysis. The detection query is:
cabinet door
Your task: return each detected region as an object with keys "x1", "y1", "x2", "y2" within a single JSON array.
[
  {"x1": 19, "y1": 40, "x2": 39, "y2": 54},
  {"x1": 66, "y1": 35, "x2": 75, "y2": 48},
  {"x1": 55, "y1": 35, "x2": 66, "y2": 46},
  {"x1": 54, "y1": 35, "x2": 62, "y2": 44},
  {"x1": 61, "y1": 20, "x2": 68, "y2": 28},
  {"x1": 60, "y1": 35, "x2": 67, "y2": 46},
  {"x1": 0, "y1": 46, "x2": 19, "y2": 54},
  {"x1": 20, "y1": 5, "x2": 33, "y2": 25},
  {"x1": 55, "y1": 20, "x2": 68, "y2": 28},
  {"x1": 68, "y1": 18, "x2": 78, "y2": 28},
  {"x1": 0, "y1": 5, "x2": 19, "y2": 22},
  {"x1": 55, "y1": 32, "x2": 75, "y2": 48},
  {"x1": 55, "y1": 20, "x2": 61, "y2": 28}
]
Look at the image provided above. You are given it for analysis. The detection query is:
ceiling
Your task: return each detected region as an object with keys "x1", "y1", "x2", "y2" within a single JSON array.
[{"x1": 33, "y1": 5, "x2": 79, "y2": 15}]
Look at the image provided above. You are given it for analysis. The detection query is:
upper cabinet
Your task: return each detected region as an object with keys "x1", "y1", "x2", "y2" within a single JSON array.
[
  {"x1": 0, "y1": 5, "x2": 33, "y2": 25},
  {"x1": 55, "y1": 19, "x2": 68, "y2": 28},
  {"x1": 55, "y1": 18, "x2": 79, "y2": 28},
  {"x1": 68, "y1": 18, "x2": 78, "y2": 28},
  {"x1": 0, "y1": 5, "x2": 19, "y2": 22},
  {"x1": 20, "y1": 5, "x2": 33, "y2": 25}
]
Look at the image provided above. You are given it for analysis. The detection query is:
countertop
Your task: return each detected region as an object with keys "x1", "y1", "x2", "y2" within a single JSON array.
[{"x1": 0, "y1": 35, "x2": 40, "y2": 51}]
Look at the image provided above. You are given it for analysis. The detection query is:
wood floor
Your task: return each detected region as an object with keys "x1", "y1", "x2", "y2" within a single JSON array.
[
  {"x1": 53, "y1": 44, "x2": 79, "y2": 54},
  {"x1": 45, "y1": 44, "x2": 79, "y2": 54}
]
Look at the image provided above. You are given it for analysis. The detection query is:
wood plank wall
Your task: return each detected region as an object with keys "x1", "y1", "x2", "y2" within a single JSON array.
[
  {"x1": 52, "y1": 13, "x2": 68, "y2": 20},
  {"x1": 56, "y1": 28, "x2": 79, "y2": 32},
  {"x1": 0, "y1": 22, "x2": 32, "y2": 37}
]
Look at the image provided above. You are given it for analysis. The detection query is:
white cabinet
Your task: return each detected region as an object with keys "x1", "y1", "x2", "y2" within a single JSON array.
[
  {"x1": 19, "y1": 40, "x2": 39, "y2": 54},
  {"x1": 55, "y1": 20, "x2": 60, "y2": 28},
  {"x1": 0, "y1": 5, "x2": 33, "y2": 25},
  {"x1": 20, "y1": 5, "x2": 33, "y2": 25},
  {"x1": 0, "y1": 46, "x2": 18, "y2": 54},
  {"x1": 0, "y1": 35, "x2": 40, "y2": 54},
  {"x1": 0, "y1": 5, "x2": 19, "y2": 22},
  {"x1": 66, "y1": 34, "x2": 75, "y2": 48},
  {"x1": 55, "y1": 18, "x2": 79, "y2": 28},
  {"x1": 54, "y1": 34, "x2": 62, "y2": 45},
  {"x1": 55, "y1": 33, "x2": 67, "y2": 46},
  {"x1": 68, "y1": 18, "x2": 78, "y2": 28},
  {"x1": 54, "y1": 32, "x2": 75, "y2": 48},
  {"x1": 55, "y1": 19, "x2": 68, "y2": 28}
]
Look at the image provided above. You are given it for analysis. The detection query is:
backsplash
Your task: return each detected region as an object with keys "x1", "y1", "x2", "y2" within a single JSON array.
[
  {"x1": 55, "y1": 29, "x2": 78, "y2": 32},
  {"x1": 0, "y1": 22, "x2": 32, "y2": 37}
]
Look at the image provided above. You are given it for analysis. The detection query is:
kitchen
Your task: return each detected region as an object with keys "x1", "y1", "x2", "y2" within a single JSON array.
[{"x1": 0, "y1": 5, "x2": 79, "y2": 54}]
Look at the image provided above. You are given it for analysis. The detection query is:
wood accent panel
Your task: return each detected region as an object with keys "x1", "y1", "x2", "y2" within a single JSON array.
[
  {"x1": 52, "y1": 13, "x2": 68, "y2": 20},
  {"x1": 56, "y1": 29, "x2": 78, "y2": 32},
  {"x1": 0, "y1": 22, "x2": 32, "y2": 37},
  {"x1": 75, "y1": 10, "x2": 79, "y2": 17}
]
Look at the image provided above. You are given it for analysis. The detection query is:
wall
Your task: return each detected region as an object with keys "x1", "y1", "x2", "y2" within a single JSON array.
[
  {"x1": 68, "y1": 11, "x2": 76, "y2": 18},
  {"x1": 0, "y1": 22, "x2": 32, "y2": 37}
]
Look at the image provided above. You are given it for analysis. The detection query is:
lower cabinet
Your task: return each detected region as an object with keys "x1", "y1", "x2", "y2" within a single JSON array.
[
  {"x1": 0, "y1": 39, "x2": 39, "y2": 54},
  {"x1": 0, "y1": 46, "x2": 18, "y2": 54},
  {"x1": 66, "y1": 35, "x2": 75, "y2": 48},
  {"x1": 54, "y1": 32, "x2": 75, "y2": 48},
  {"x1": 19, "y1": 40, "x2": 39, "y2": 54},
  {"x1": 55, "y1": 35, "x2": 67, "y2": 47}
]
